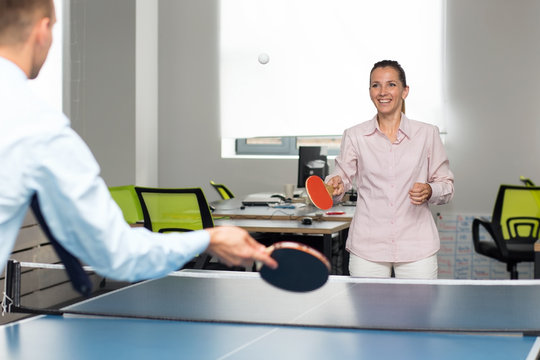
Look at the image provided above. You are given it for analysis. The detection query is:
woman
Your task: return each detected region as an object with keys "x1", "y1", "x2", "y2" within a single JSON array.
[{"x1": 327, "y1": 60, "x2": 454, "y2": 279}]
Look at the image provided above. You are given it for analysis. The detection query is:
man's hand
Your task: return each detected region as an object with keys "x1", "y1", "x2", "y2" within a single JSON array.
[
  {"x1": 327, "y1": 175, "x2": 345, "y2": 196},
  {"x1": 205, "y1": 227, "x2": 278, "y2": 269},
  {"x1": 409, "y1": 183, "x2": 432, "y2": 205}
]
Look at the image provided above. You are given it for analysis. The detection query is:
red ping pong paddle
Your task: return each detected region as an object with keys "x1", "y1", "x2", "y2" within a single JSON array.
[
  {"x1": 259, "y1": 241, "x2": 330, "y2": 292},
  {"x1": 305, "y1": 175, "x2": 334, "y2": 210}
]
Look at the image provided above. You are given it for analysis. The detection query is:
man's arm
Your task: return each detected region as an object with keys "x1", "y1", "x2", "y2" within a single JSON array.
[{"x1": 29, "y1": 123, "x2": 275, "y2": 281}]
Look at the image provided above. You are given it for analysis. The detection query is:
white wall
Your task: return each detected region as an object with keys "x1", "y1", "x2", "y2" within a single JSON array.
[
  {"x1": 71, "y1": 0, "x2": 540, "y2": 212},
  {"x1": 158, "y1": 0, "x2": 300, "y2": 201},
  {"x1": 443, "y1": 0, "x2": 540, "y2": 213},
  {"x1": 69, "y1": 0, "x2": 136, "y2": 186}
]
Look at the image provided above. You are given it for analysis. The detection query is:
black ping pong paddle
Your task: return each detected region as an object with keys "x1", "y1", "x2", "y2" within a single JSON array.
[{"x1": 259, "y1": 241, "x2": 330, "y2": 292}]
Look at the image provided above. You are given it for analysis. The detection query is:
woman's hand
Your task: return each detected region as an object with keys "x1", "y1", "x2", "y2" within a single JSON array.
[
  {"x1": 409, "y1": 183, "x2": 432, "y2": 205},
  {"x1": 327, "y1": 175, "x2": 345, "y2": 196}
]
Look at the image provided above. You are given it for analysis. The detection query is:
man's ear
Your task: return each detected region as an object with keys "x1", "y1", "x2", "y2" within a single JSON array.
[{"x1": 34, "y1": 17, "x2": 51, "y2": 45}]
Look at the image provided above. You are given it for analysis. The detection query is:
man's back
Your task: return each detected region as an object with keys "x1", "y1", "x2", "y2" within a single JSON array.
[{"x1": 0, "y1": 56, "x2": 66, "y2": 263}]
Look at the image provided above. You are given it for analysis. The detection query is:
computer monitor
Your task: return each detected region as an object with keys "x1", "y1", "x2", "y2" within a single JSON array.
[{"x1": 297, "y1": 146, "x2": 328, "y2": 188}]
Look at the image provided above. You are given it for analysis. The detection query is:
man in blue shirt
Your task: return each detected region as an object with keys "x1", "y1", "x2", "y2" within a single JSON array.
[{"x1": 0, "y1": 0, "x2": 276, "y2": 282}]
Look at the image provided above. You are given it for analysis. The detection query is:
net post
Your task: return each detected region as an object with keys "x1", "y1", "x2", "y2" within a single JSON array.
[{"x1": 2, "y1": 259, "x2": 21, "y2": 314}]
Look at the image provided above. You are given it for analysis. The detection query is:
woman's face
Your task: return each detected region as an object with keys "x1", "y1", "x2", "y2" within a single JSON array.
[{"x1": 369, "y1": 66, "x2": 409, "y2": 117}]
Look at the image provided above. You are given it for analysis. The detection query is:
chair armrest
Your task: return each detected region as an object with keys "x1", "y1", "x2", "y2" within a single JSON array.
[
  {"x1": 157, "y1": 228, "x2": 211, "y2": 269},
  {"x1": 158, "y1": 228, "x2": 193, "y2": 233},
  {"x1": 472, "y1": 217, "x2": 509, "y2": 257}
]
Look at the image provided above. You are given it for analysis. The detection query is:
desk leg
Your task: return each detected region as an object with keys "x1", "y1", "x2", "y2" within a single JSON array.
[
  {"x1": 323, "y1": 230, "x2": 350, "y2": 276},
  {"x1": 535, "y1": 250, "x2": 540, "y2": 279},
  {"x1": 330, "y1": 229, "x2": 349, "y2": 276},
  {"x1": 341, "y1": 229, "x2": 349, "y2": 276},
  {"x1": 323, "y1": 234, "x2": 333, "y2": 273}
]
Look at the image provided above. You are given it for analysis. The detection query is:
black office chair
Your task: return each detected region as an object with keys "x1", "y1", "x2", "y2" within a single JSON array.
[
  {"x1": 210, "y1": 180, "x2": 235, "y2": 199},
  {"x1": 520, "y1": 176, "x2": 536, "y2": 187},
  {"x1": 472, "y1": 185, "x2": 540, "y2": 279}
]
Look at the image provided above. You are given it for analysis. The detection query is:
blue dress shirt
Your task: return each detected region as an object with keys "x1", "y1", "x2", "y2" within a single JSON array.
[{"x1": 0, "y1": 57, "x2": 209, "y2": 281}]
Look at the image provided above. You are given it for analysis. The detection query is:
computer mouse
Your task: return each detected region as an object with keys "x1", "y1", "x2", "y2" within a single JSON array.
[
  {"x1": 301, "y1": 217, "x2": 313, "y2": 225},
  {"x1": 271, "y1": 194, "x2": 286, "y2": 201}
]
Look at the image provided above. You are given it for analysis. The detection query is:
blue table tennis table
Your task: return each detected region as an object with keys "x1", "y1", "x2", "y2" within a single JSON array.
[{"x1": 1, "y1": 271, "x2": 540, "y2": 359}]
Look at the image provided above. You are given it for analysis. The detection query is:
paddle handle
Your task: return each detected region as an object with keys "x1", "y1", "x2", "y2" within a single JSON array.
[
  {"x1": 255, "y1": 245, "x2": 276, "y2": 271},
  {"x1": 324, "y1": 183, "x2": 334, "y2": 197}
]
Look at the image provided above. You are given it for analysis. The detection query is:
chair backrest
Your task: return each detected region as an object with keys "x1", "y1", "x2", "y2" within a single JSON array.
[
  {"x1": 210, "y1": 180, "x2": 235, "y2": 199},
  {"x1": 492, "y1": 185, "x2": 540, "y2": 241},
  {"x1": 135, "y1": 187, "x2": 214, "y2": 232},
  {"x1": 109, "y1": 185, "x2": 144, "y2": 224}
]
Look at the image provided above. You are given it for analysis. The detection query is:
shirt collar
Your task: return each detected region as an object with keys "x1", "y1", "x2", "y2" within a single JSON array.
[
  {"x1": 363, "y1": 113, "x2": 412, "y2": 139},
  {"x1": 0, "y1": 56, "x2": 28, "y2": 83}
]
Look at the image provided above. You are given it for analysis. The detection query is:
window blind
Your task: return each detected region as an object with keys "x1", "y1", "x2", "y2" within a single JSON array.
[{"x1": 220, "y1": 0, "x2": 445, "y2": 139}]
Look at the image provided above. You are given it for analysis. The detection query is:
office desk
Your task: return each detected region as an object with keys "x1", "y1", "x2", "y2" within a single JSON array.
[
  {"x1": 1, "y1": 271, "x2": 539, "y2": 360},
  {"x1": 214, "y1": 218, "x2": 349, "y2": 273},
  {"x1": 212, "y1": 198, "x2": 355, "y2": 221}
]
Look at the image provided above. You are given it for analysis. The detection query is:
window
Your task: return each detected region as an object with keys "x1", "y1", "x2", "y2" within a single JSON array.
[
  {"x1": 235, "y1": 136, "x2": 342, "y2": 156},
  {"x1": 220, "y1": 0, "x2": 445, "y2": 156}
]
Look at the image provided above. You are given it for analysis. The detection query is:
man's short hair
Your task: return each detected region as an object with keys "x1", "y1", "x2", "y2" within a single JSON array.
[{"x1": 0, "y1": 0, "x2": 53, "y2": 45}]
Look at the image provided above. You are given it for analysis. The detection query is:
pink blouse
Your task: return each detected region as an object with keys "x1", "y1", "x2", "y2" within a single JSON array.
[{"x1": 328, "y1": 114, "x2": 454, "y2": 262}]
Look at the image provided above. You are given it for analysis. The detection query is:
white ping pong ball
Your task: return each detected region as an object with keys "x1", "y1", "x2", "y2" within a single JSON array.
[{"x1": 258, "y1": 53, "x2": 270, "y2": 65}]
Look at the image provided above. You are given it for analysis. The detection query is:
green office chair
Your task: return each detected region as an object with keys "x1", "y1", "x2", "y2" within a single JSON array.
[
  {"x1": 472, "y1": 185, "x2": 540, "y2": 279},
  {"x1": 134, "y1": 187, "x2": 214, "y2": 269},
  {"x1": 210, "y1": 180, "x2": 235, "y2": 200},
  {"x1": 109, "y1": 185, "x2": 144, "y2": 224}
]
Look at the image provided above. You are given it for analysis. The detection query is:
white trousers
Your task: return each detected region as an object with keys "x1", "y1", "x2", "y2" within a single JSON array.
[{"x1": 349, "y1": 253, "x2": 438, "y2": 279}]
